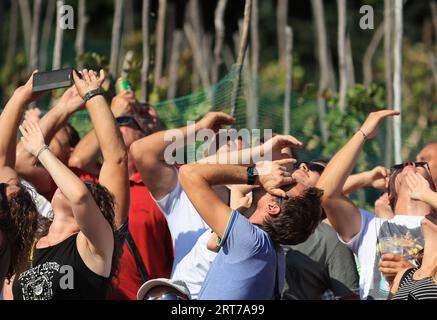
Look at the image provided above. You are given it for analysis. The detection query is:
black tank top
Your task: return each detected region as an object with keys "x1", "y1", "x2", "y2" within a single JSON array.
[{"x1": 12, "y1": 233, "x2": 110, "y2": 300}]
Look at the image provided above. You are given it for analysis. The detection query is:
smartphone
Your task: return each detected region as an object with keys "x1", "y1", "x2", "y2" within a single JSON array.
[{"x1": 32, "y1": 68, "x2": 76, "y2": 92}]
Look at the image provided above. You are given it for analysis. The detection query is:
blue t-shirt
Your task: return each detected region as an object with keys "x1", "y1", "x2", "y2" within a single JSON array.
[{"x1": 198, "y1": 211, "x2": 285, "y2": 300}]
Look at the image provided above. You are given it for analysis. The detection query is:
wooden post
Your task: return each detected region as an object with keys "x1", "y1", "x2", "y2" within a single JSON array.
[
  {"x1": 75, "y1": 0, "x2": 88, "y2": 70},
  {"x1": 384, "y1": 0, "x2": 394, "y2": 167},
  {"x1": 337, "y1": 0, "x2": 347, "y2": 112},
  {"x1": 30, "y1": 0, "x2": 42, "y2": 71},
  {"x1": 154, "y1": 0, "x2": 167, "y2": 87},
  {"x1": 363, "y1": 23, "x2": 384, "y2": 87},
  {"x1": 110, "y1": 0, "x2": 124, "y2": 78},
  {"x1": 230, "y1": 0, "x2": 252, "y2": 117},
  {"x1": 283, "y1": 26, "x2": 293, "y2": 135},
  {"x1": 393, "y1": 0, "x2": 403, "y2": 164},
  {"x1": 141, "y1": 0, "x2": 150, "y2": 102},
  {"x1": 52, "y1": 0, "x2": 65, "y2": 70}
]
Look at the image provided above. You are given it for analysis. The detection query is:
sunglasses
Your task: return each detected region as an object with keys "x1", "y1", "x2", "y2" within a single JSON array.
[
  {"x1": 293, "y1": 162, "x2": 325, "y2": 174},
  {"x1": 0, "y1": 183, "x2": 10, "y2": 211},
  {"x1": 145, "y1": 293, "x2": 186, "y2": 301},
  {"x1": 116, "y1": 116, "x2": 142, "y2": 130},
  {"x1": 390, "y1": 161, "x2": 430, "y2": 171}
]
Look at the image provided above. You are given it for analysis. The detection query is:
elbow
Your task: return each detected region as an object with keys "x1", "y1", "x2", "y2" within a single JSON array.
[
  {"x1": 178, "y1": 164, "x2": 196, "y2": 188},
  {"x1": 68, "y1": 156, "x2": 86, "y2": 170},
  {"x1": 129, "y1": 140, "x2": 142, "y2": 162}
]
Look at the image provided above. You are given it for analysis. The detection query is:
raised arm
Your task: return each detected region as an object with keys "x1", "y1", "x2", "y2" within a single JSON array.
[
  {"x1": 130, "y1": 111, "x2": 235, "y2": 200},
  {"x1": 316, "y1": 111, "x2": 400, "y2": 242},
  {"x1": 15, "y1": 86, "x2": 85, "y2": 193},
  {"x1": 179, "y1": 159, "x2": 295, "y2": 238},
  {"x1": 343, "y1": 166, "x2": 389, "y2": 195},
  {"x1": 19, "y1": 119, "x2": 113, "y2": 259},
  {"x1": 72, "y1": 70, "x2": 129, "y2": 228}
]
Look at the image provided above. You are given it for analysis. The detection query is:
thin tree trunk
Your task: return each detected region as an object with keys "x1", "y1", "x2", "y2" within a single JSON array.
[
  {"x1": 431, "y1": 1, "x2": 437, "y2": 45},
  {"x1": 52, "y1": 0, "x2": 65, "y2": 69},
  {"x1": 141, "y1": 0, "x2": 150, "y2": 101},
  {"x1": 110, "y1": 0, "x2": 124, "y2": 78},
  {"x1": 363, "y1": 22, "x2": 384, "y2": 86},
  {"x1": 384, "y1": 0, "x2": 394, "y2": 167},
  {"x1": 119, "y1": 0, "x2": 134, "y2": 76},
  {"x1": 212, "y1": 0, "x2": 228, "y2": 85},
  {"x1": 283, "y1": 26, "x2": 293, "y2": 135},
  {"x1": 393, "y1": 0, "x2": 403, "y2": 164},
  {"x1": 75, "y1": 0, "x2": 88, "y2": 70},
  {"x1": 184, "y1": 23, "x2": 210, "y2": 89},
  {"x1": 154, "y1": 0, "x2": 167, "y2": 87},
  {"x1": 248, "y1": 0, "x2": 259, "y2": 130},
  {"x1": 337, "y1": 0, "x2": 347, "y2": 112},
  {"x1": 40, "y1": 0, "x2": 56, "y2": 70},
  {"x1": 223, "y1": 45, "x2": 235, "y2": 70},
  {"x1": 167, "y1": 30, "x2": 183, "y2": 100},
  {"x1": 6, "y1": 0, "x2": 18, "y2": 70},
  {"x1": 346, "y1": 35, "x2": 355, "y2": 86},
  {"x1": 18, "y1": 0, "x2": 32, "y2": 65},
  {"x1": 29, "y1": 0, "x2": 42, "y2": 71},
  {"x1": 230, "y1": 0, "x2": 252, "y2": 117},
  {"x1": 311, "y1": 0, "x2": 331, "y2": 143},
  {"x1": 165, "y1": 1, "x2": 176, "y2": 73},
  {"x1": 277, "y1": 0, "x2": 288, "y2": 65}
]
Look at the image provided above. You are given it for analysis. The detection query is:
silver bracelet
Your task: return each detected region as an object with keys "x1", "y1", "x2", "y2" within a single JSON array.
[{"x1": 36, "y1": 144, "x2": 49, "y2": 158}]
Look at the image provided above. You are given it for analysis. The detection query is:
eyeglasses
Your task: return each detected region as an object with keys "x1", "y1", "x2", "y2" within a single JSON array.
[
  {"x1": 116, "y1": 116, "x2": 142, "y2": 131},
  {"x1": 390, "y1": 161, "x2": 430, "y2": 171},
  {"x1": 293, "y1": 162, "x2": 325, "y2": 174},
  {"x1": 145, "y1": 293, "x2": 186, "y2": 301},
  {"x1": 0, "y1": 183, "x2": 10, "y2": 211}
]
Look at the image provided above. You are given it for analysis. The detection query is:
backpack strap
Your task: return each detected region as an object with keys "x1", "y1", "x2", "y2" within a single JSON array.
[{"x1": 125, "y1": 231, "x2": 149, "y2": 284}]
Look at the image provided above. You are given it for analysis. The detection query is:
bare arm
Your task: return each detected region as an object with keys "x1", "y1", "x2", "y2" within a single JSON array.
[
  {"x1": 343, "y1": 166, "x2": 388, "y2": 195},
  {"x1": 131, "y1": 112, "x2": 235, "y2": 200},
  {"x1": 316, "y1": 111, "x2": 400, "y2": 242}
]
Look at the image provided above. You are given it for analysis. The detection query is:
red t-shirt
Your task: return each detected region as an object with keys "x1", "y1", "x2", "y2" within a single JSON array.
[{"x1": 111, "y1": 172, "x2": 174, "y2": 300}]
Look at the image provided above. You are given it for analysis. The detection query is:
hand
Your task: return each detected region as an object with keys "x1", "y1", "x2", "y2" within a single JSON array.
[
  {"x1": 379, "y1": 253, "x2": 415, "y2": 285},
  {"x1": 405, "y1": 170, "x2": 432, "y2": 202},
  {"x1": 196, "y1": 112, "x2": 236, "y2": 132},
  {"x1": 374, "y1": 192, "x2": 394, "y2": 219},
  {"x1": 19, "y1": 119, "x2": 46, "y2": 157},
  {"x1": 14, "y1": 71, "x2": 46, "y2": 104},
  {"x1": 24, "y1": 107, "x2": 42, "y2": 123},
  {"x1": 360, "y1": 110, "x2": 400, "y2": 139},
  {"x1": 366, "y1": 166, "x2": 389, "y2": 190},
  {"x1": 72, "y1": 69, "x2": 105, "y2": 98},
  {"x1": 256, "y1": 158, "x2": 297, "y2": 198},
  {"x1": 263, "y1": 135, "x2": 304, "y2": 160},
  {"x1": 58, "y1": 86, "x2": 85, "y2": 113},
  {"x1": 111, "y1": 91, "x2": 138, "y2": 117}
]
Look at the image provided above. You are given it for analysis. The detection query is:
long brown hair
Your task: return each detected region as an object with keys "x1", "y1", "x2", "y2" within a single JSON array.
[{"x1": 0, "y1": 185, "x2": 40, "y2": 282}]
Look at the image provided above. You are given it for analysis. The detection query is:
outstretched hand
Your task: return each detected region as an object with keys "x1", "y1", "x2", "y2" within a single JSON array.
[
  {"x1": 360, "y1": 110, "x2": 400, "y2": 140},
  {"x1": 196, "y1": 112, "x2": 236, "y2": 132},
  {"x1": 59, "y1": 85, "x2": 86, "y2": 112},
  {"x1": 72, "y1": 69, "x2": 105, "y2": 99},
  {"x1": 19, "y1": 119, "x2": 46, "y2": 157},
  {"x1": 256, "y1": 158, "x2": 297, "y2": 198},
  {"x1": 14, "y1": 71, "x2": 46, "y2": 104},
  {"x1": 405, "y1": 170, "x2": 432, "y2": 202}
]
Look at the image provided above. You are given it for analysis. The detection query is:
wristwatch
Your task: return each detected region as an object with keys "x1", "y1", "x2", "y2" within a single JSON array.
[
  {"x1": 247, "y1": 166, "x2": 259, "y2": 185},
  {"x1": 83, "y1": 88, "x2": 103, "y2": 102}
]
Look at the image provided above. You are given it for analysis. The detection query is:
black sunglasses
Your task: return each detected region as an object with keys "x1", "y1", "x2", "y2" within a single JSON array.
[
  {"x1": 293, "y1": 162, "x2": 325, "y2": 174},
  {"x1": 116, "y1": 116, "x2": 142, "y2": 130},
  {"x1": 0, "y1": 183, "x2": 10, "y2": 211},
  {"x1": 390, "y1": 162, "x2": 430, "y2": 171}
]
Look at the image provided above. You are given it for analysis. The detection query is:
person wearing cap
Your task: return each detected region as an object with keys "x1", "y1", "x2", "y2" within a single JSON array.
[
  {"x1": 68, "y1": 90, "x2": 173, "y2": 300},
  {"x1": 137, "y1": 278, "x2": 191, "y2": 300}
]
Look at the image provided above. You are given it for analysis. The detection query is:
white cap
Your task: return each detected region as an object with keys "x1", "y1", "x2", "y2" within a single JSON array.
[{"x1": 137, "y1": 278, "x2": 191, "y2": 300}]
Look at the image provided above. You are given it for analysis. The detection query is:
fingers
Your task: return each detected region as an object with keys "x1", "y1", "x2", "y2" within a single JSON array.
[
  {"x1": 82, "y1": 69, "x2": 91, "y2": 83},
  {"x1": 377, "y1": 110, "x2": 401, "y2": 118},
  {"x1": 269, "y1": 188, "x2": 286, "y2": 198},
  {"x1": 215, "y1": 112, "x2": 236, "y2": 124},
  {"x1": 89, "y1": 70, "x2": 98, "y2": 82},
  {"x1": 99, "y1": 69, "x2": 105, "y2": 81},
  {"x1": 380, "y1": 253, "x2": 403, "y2": 262},
  {"x1": 72, "y1": 69, "x2": 82, "y2": 84},
  {"x1": 275, "y1": 158, "x2": 297, "y2": 166}
]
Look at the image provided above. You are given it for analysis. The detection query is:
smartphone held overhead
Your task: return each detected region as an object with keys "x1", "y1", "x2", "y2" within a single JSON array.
[{"x1": 32, "y1": 68, "x2": 78, "y2": 93}]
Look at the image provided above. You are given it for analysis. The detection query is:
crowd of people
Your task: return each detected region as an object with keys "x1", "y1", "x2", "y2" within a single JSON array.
[{"x1": 0, "y1": 70, "x2": 436, "y2": 300}]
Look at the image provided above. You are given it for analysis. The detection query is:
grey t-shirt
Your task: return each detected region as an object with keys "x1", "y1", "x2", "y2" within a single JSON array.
[{"x1": 282, "y1": 222, "x2": 359, "y2": 300}]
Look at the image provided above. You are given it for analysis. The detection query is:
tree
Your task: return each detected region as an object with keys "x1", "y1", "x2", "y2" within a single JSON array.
[
  {"x1": 75, "y1": 0, "x2": 89, "y2": 70},
  {"x1": 212, "y1": 0, "x2": 228, "y2": 85},
  {"x1": 337, "y1": 0, "x2": 347, "y2": 113},
  {"x1": 154, "y1": 0, "x2": 167, "y2": 88},
  {"x1": 29, "y1": 0, "x2": 42, "y2": 71},
  {"x1": 6, "y1": 0, "x2": 18, "y2": 72},
  {"x1": 277, "y1": 0, "x2": 288, "y2": 65},
  {"x1": 110, "y1": 0, "x2": 124, "y2": 78},
  {"x1": 248, "y1": 0, "x2": 259, "y2": 130},
  {"x1": 283, "y1": 26, "x2": 293, "y2": 135},
  {"x1": 393, "y1": 0, "x2": 403, "y2": 163},
  {"x1": 141, "y1": 0, "x2": 150, "y2": 101},
  {"x1": 52, "y1": 0, "x2": 65, "y2": 70},
  {"x1": 167, "y1": 29, "x2": 183, "y2": 100},
  {"x1": 363, "y1": 22, "x2": 384, "y2": 87},
  {"x1": 18, "y1": 0, "x2": 32, "y2": 64},
  {"x1": 384, "y1": 0, "x2": 394, "y2": 166},
  {"x1": 40, "y1": 0, "x2": 56, "y2": 70}
]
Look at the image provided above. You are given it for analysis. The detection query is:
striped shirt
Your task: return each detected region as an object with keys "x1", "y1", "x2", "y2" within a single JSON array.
[{"x1": 393, "y1": 268, "x2": 437, "y2": 300}]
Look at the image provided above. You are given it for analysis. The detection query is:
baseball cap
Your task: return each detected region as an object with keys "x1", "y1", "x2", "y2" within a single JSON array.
[{"x1": 137, "y1": 278, "x2": 191, "y2": 300}]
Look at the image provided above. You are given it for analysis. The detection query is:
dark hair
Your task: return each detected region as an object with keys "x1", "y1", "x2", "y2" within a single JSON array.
[
  {"x1": 262, "y1": 187, "x2": 323, "y2": 245},
  {"x1": 388, "y1": 167, "x2": 437, "y2": 213},
  {"x1": 65, "y1": 123, "x2": 80, "y2": 148},
  {"x1": 83, "y1": 182, "x2": 122, "y2": 291},
  {"x1": 0, "y1": 185, "x2": 40, "y2": 281}
]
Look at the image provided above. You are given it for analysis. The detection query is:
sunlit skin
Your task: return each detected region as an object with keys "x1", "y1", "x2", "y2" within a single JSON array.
[{"x1": 416, "y1": 143, "x2": 437, "y2": 187}]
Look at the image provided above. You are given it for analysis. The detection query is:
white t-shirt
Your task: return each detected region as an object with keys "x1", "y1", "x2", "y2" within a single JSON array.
[
  {"x1": 172, "y1": 229, "x2": 218, "y2": 299},
  {"x1": 341, "y1": 209, "x2": 424, "y2": 300},
  {"x1": 154, "y1": 170, "x2": 209, "y2": 274}
]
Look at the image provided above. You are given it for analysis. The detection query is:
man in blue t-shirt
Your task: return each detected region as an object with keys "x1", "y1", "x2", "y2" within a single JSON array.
[{"x1": 179, "y1": 160, "x2": 324, "y2": 300}]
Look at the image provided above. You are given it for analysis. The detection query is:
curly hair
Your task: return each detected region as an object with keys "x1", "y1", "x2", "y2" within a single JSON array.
[
  {"x1": 0, "y1": 185, "x2": 40, "y2": 282},
  {"x1": 83, "y1": 181, "x2": 122, "y2": 292},
  {"x1": 263, "y1": 187, "x2": 323, "y2": 245}
]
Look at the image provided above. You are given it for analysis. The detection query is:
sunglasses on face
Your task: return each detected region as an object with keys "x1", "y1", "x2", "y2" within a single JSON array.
[
  {"x1": 390, "y1": 162, "x2": 430, "y2": 171},
  {"x1": 115, "y1": 116, "x2": 142, "y2": 130},
  {"x1": 0, "y1": 183, "x2": 10, "y2": 211},
  {"x1": 145, "y1": 293, "x2": 186, "y2": 301},
  {"x1": 293, "y1": 162, "x2": 325, "y2": 174}
]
